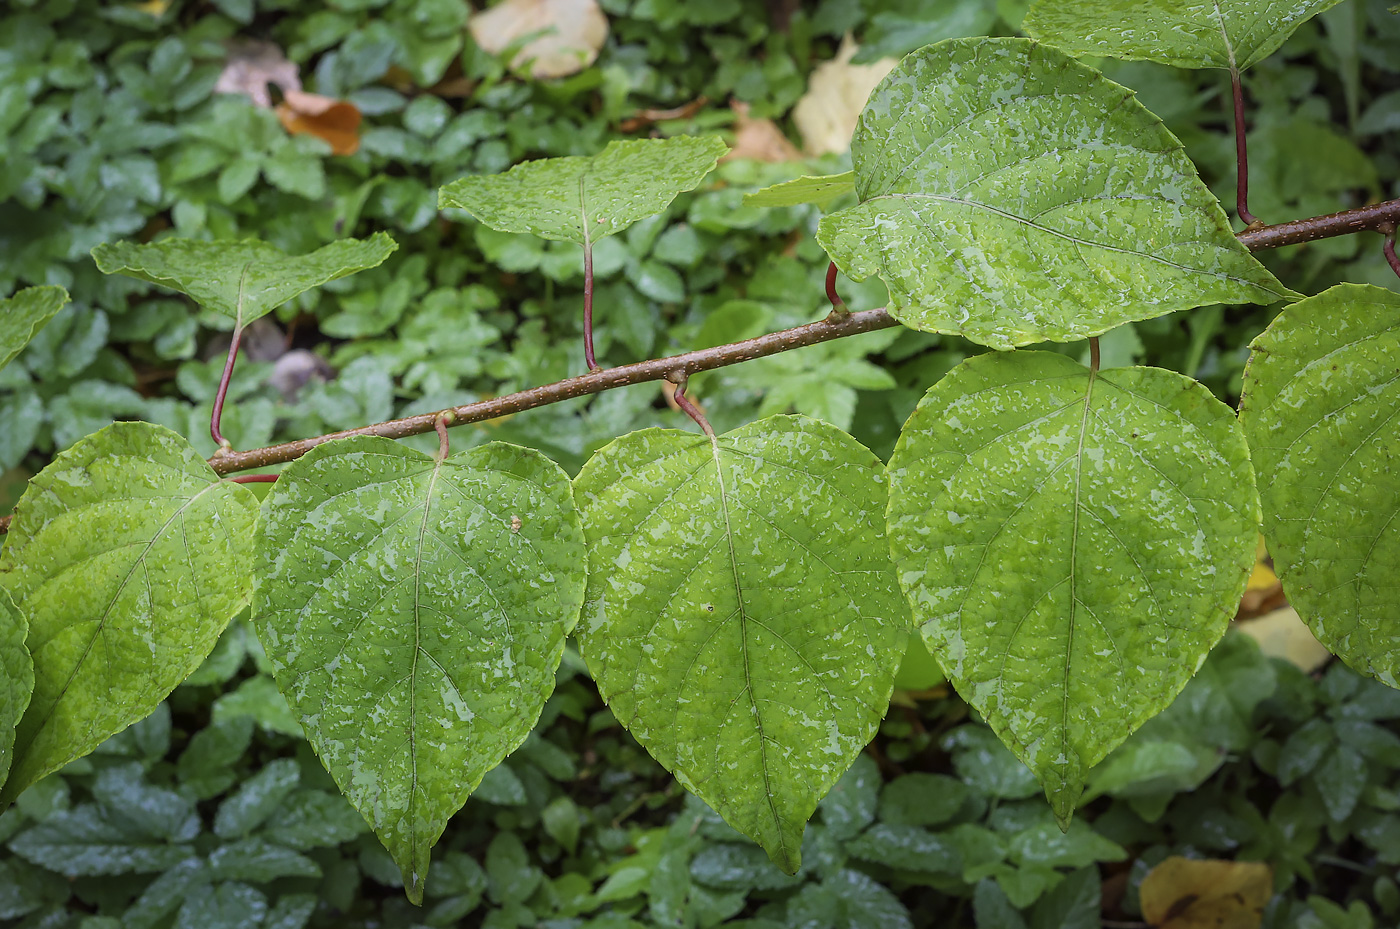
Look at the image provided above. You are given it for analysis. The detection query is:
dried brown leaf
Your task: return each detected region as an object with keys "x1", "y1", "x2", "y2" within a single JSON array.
[{"x1": 791, "y1": 34, "x2": 897, "y2": 156}]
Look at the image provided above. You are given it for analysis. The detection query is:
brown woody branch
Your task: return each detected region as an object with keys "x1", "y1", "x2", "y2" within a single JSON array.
[{"x1": 1, "y1": 197, "x2": 1398, "y2": 535}]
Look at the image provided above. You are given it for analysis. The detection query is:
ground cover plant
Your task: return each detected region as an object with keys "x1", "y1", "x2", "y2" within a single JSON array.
[{"x1": 1, "y1": 0, "x2": 1400, "y2": 925}]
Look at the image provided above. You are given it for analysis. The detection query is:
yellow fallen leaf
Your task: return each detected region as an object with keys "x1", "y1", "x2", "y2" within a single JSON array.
[
  {"x1": 1141, "y1": 856, "x2": 1272, "y2": 929},
  {"x1": 791, "y1": 34, "x2": 897, "y2": 156},
  {"x1": 1246, "y1": 561, "x2": 1278, "y2": 592},
  {"x1": 1237, "y1": 606, "x2": 1333, "y2": 673},
  {"x1": 132, "y1": 0, "x2": 170, "y2": 15},
  {"x1": 470, "y1": 0, "x2": 609, "y2": 80}
]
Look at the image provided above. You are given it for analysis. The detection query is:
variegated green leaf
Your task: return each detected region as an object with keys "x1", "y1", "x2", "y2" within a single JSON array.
[
  {"x1": 438, "y1": 136, "x2": 729, "y2": 244},
  {"x1": 254, "y1": 437, "x2": 586, "y2": 903},
  {"x1": 1240, "y1": 284, "x2": 1400, "y2": 686},
  {"x1": 575, "y1": 416, "x2": 908, "y2": 871},
  {"x1": 816, "y1": 39, "x2": 1295, "y2": 350},
  {"x1": 887, "y1": 351, "x2": 1258, "y2": 822},
  {"x1": 0, "y1": 423, "x2": 257, "y2": 804},
  {"x1": 91, "y1": 234, "x2": 397, "y2": 326},
  {"x1": 1024, "y1": 0, "x2": 1346, "y2": 70}
]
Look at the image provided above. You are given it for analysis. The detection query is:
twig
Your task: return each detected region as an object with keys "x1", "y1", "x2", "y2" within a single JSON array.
[
  {"x1": 1236, "y1": 198, "x2": 1400, "y2": 249},
  {"x1": 2, "y1": 199, "x2": 1400, "y2": 534},
  {"x1": 1231, "y1": 67, "x2": 1259, "y2": 227}
]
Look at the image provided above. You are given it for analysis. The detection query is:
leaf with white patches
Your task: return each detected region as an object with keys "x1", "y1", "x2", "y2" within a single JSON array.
[
  {"x1": 0, "y1": 422, "x2": 257, "y2": 805},
  {"x1": 1024, "y1": 0, "x2": 1346, "y2": 71},
  {"x1": 253, "y1": 437, "x2": 585, "y2": 903},
  {"x1": 1240, "y1": 284, "x2": 1400, "y2": 687},
  {"x1": 91, "y1": 234, "x2": 396, "y2": 327},
  {"x1": 574, "y1": 415, "x2": 908, "y2": 872},
  {"x1": 886, "y1": 352, "x2": 1258, "y2": 824},
  {"x1": 816, "y1": 38, "x2": 1294, "y2": 351}
]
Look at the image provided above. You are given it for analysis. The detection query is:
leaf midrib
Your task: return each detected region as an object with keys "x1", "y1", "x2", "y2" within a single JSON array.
[{"x1": 709, "y1": 436, "x2": 787, "y2": 862}]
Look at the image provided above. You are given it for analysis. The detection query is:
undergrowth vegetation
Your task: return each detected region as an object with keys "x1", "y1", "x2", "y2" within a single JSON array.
[{"x1": 2, "y1": 0, "x2": 1400, "y2": 926}]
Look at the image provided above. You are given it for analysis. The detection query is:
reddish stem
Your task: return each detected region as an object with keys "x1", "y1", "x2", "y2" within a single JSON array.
[
  {"x1": 211, "y1": 325, "x2": 243, "y2": 450},
  {"x1": 672, "y1": 376, "x2": 715, "y2": 438},
  {"x1": 1385, "y1": 231, "x2": 1400, "y2": 281},
  {"x1": 1231, "y1": 67, "x2": 1259, "y2": 227},
  {"x1": 1088, "y1": 336, "x2": 1101, "y2": 374},
  {"x1": 825, "y1": 261, "x2": 846, "y2": 313},
  {"x1": 228, "y1": 474, "x2": 278, "y2": 484},
  {"x1": 435, "y1": 413, "x2": 452, "y2": 460},
  {"x1": 583, "y1": 239, "x2": 598, "y2": 371}
]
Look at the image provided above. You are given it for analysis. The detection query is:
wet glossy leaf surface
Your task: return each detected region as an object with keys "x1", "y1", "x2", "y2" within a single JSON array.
[
  {"x1": 439, "y1": 136, "x2": 728, "y2": 245},
  {"x1": 0, "y1": 590, "x2": 32, "y2": 791},
  {"x1": 91, "y1": 234, "x2": 397, "y2": 326},
  {"x1": 1240, "y1": 284, "x2": 1400, "y2": 686},
  {"x1": 887, "y1": 351, "x2": 1258, "y2": 821},
  {"x1": 0, "y1": 422, "x2": 257, "y2": 804},
  {"x1": 817, "y1": 39, "x2": 1293, "y2": 350},
  {"x1": 254, "y1": 436, "x2": 585, "y2": 902},
  {"x1": 1024, "y1": 0, "x2": 1346, "y2": 70},
  {"x1": 743, "y1": 172, "x2": 854, "y2": 209},
  {"x1": 574, "y1": 416, "x2": 908, "y2": 871},
  {"x1": 0, "y1": 286, "x2": 68, "y2": 372}
]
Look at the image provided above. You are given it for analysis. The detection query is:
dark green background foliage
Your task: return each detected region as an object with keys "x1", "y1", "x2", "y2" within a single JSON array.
[{"x1": 1, "y1": 0, "x2": 1398, "y2": 925}]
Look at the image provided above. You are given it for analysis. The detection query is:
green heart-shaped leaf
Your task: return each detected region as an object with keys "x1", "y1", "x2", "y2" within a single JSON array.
[
  {"x1": 574, "y1": 416, "x2": 908, "y2": 871},
  {"x1": 438, "y1": 136, "x2": 729, "y2": 244},
  {"x1": 816, "y1": 39, "x2": 1295, "y2": 350},
  {"x1": 0, "y1": 286, "x2": 69, "y2": 372},
  {"x1": 0, "y1": 589, "x2": 33, "y2": 791},
  {"x1": 887, "y1": 351, "x2": 1258, "y2": 822},
  {"x1": 91, "y1": 233, "x2": 397, "y2": 327},
  {"x1": 1241, "y1": 283, "x2": 1400, "y2": 686},
  {"x1": 0, "y1": 422, "x2": 258, "y2": 804},
  {"x1": 1024, "y1": 0, "x2": 1346, "y2": 70},
  {"x1": 254, "y1": 437, "x2": 586, "y2": 902},
  {"x1": 744, "y1": 172, "x2": 855, "y2": 209}
]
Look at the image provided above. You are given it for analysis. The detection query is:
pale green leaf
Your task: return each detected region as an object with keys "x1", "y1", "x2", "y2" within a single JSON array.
[
  {"x1": 0, "y1": 589, "x2": 33, "y2": 791},
  {"x1": 574, "y1": 415, "x2": 908, "y2": 872},
  {"x1": 887, "y1": 352, "x2": 1258, "y2": 822},
  {"x1": 90, "y1": 234, "x2": 397, "y2": 327},
  {"x1": 1023, "y1": 0, "x2": 1346, "y2": 70},
  {"x1": 1240, "y1": 284, "x2": 1400, "y2": 687},
  {"x1": 0, "y1": 422, "x2": 257, "y2": 804},
  {"x1": 816, "y1": 39, "x2": 1295, "y2": 350},
  {"x1": 0, "y1": 286, "x2": 68, "y2": 372},
  {"x1": 743, "y1": 172, "x2": 854, "y2": 209},
  {"x1": 439, "y1": 136, "x2": 729, "y2": 245},
  {"x1": 254, "y1": 437, "x2": 586, "y2": 903}
]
